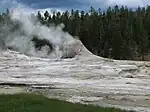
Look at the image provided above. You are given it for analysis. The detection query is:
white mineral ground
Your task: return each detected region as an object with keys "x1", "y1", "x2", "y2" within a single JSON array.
[{"x1": 0, "y1": 40, "x2": 150, "y2": 112}]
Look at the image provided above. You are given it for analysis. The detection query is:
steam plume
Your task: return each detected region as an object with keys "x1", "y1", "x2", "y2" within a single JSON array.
[{"x1": 0, "y1": 0, "x2": 77, "y2": 59}]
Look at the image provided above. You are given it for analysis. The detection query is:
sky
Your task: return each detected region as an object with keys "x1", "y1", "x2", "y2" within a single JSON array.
[
  {"x1": 19, "y1": 0, "x2": 150, "y2": 9},
  {"x1": 0, "y1": 0, "x2": 150, "y2": 12}
]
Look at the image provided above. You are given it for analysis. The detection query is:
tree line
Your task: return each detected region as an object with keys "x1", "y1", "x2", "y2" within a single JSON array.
[{"x1": 1, "y1": 6, "x2": 150, "y2": 60}]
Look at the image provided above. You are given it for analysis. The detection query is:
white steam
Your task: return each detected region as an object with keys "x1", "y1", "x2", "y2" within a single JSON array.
[{"x1": 0, "y1": 0, "x2": 77, "y2": 58}]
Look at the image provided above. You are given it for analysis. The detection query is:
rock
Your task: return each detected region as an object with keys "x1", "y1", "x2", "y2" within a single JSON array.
[
  {"x1": 61, "y1": 39, "x2": 92, "y2": 58},
  {"x1": 61, "y1": 39, "x2": 82, "y2": 58},
  {"x1": 126, "y1": 75, "x2": 134, "y2": 78}
]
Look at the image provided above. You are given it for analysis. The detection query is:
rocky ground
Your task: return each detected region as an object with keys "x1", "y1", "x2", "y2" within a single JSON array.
[{"x1": 0, "y1": 43, "x2": 150, "y2": 112}]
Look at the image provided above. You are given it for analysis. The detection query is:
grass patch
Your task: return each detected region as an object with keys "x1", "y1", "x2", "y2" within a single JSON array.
[{"x1": 0, "y1": 93, "x2": 134, "y2": 112}]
